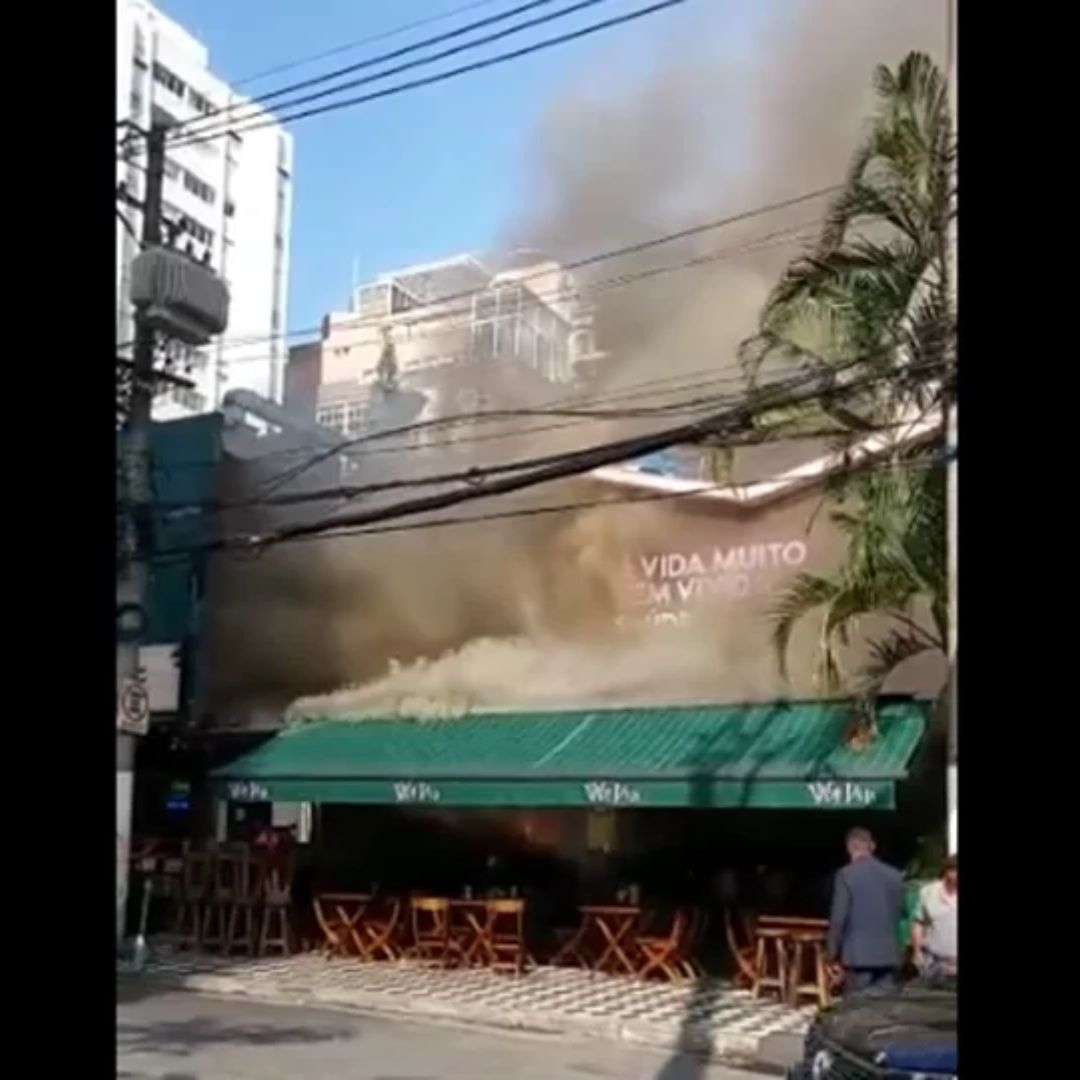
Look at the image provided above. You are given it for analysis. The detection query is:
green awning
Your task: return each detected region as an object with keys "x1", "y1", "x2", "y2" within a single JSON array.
[{"x1": 213, "y1": 700, "x2": 927, "y2": 811}]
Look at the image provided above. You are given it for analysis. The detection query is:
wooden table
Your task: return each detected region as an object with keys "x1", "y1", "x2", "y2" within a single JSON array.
[
  {"x1": 756, "y1": 916, "x2": 829, "y2": 933},
  {"x1": 313, "y1": 893, "x2": 372, "y2": 958},
  {"x1": 578, "y1": 905, "x2": 641, "y2": 976}
]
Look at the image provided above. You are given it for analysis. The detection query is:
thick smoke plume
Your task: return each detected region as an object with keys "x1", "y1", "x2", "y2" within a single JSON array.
[{"x1": 201, "y1": 1, "x2": 948, "y2": 724}]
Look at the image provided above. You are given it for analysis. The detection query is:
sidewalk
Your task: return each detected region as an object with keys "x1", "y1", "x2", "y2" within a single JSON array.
[{"x1": 125, "y1": 945, "x2": 813, "y2": 1065}]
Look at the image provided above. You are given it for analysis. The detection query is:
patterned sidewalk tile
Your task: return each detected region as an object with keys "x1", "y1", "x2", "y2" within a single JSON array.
[{"x1": 132, "y1": 944, "x2": 813, "y2": 1058}]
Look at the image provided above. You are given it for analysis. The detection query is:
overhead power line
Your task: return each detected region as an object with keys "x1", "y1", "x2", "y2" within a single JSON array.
[
  {"x1": 115, "y1": 214, "x2": 818, "y2": 361},
  {"x1": 248, "y1": 318, "x2": 953, "y2": 497},
  {"x1": 229, "y1": 449, "x2": 955, "y2": 552},
  {"x1": 149, "y1": 402, "x2": 949, "y2": 567},
  {"x1": 170, "y1": 0, "x2": 587, "y2": 140},
  {"x1": 231, "y1": 0, "x2": 514, "y2": 88},
  {"x1": 149, "y1": 447, "x2": 950, "y2": 567},
  {"x1": 163, "y1": 0, "x2": 691, "y2": 151},
  {"x1": 142, "y1": 414, "x2": 937, "y2": 518},
  {"x1": 155, "y1": 353, "x2": 952, "y2": 558},
  {"x1": 148, "y1": 191, "x2": 835, "y2": 357}
]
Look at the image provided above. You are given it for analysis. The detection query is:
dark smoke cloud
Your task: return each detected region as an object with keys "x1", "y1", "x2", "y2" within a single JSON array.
[
  {"x1": 200, "y1": 1, "x2": 949, "y2": 723},
  {"x1": 510, "y1": 0, "x2": 947, "y2": 392}
]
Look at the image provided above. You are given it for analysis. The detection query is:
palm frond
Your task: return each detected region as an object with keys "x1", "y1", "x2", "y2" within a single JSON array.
[
  {"x1": 769, "y1": 574, "x2": 841, "y2": 680},
  {"x1": 855, "y1": 631, "x2": 936, "y2": 700}
]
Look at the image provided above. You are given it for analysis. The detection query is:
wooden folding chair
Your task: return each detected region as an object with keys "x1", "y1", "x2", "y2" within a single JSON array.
[
  {"x1": 724, "y1": 908, "x2": 758, "y2": 989},
  {"x1": 486, "y1": 899, "x2": 527, "y2": 975},
  {"x1": 550, "y1": 908, "x2": 592, "y2": 968},
  {"x1": 678, "y1": 907, "x2": 710, "y2": 980},
  {"x1": 635, "y1": 908, "x2": 689, "y2": 983},
  {"x1": 360, "y1": 897, "x2": 401, "y2": 962},
  {"x1": 406, "y1": 897, "x2": 461, "y2": 968}
]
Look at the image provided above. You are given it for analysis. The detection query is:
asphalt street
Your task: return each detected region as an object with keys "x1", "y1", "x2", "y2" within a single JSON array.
[{"x1": 117, "y1": 986, "x2": 770, "y2": 1080}]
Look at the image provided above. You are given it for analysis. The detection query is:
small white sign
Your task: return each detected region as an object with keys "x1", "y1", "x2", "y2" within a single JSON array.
[
  {"x1": 393, "y1": 781, "x2": 442, "y2": 804},
  {"x1": 138, "y1": 644, "x2": 182, "y2": 714},
  {"x1": 117, "y1": 677, "x2": 150, "y2": 736},
  {"x1": 228, "y1": 781, "x2": 270, "y2": 802},
  {"x1": 806, "y1": 781, "x2": 879, "y2": 807},
  {"x1": 583, "y1": 781, "x2": 642, "y2": 806}
]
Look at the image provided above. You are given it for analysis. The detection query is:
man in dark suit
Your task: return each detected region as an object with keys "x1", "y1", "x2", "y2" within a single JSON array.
[{"x1": 826, "y1": 827, "x2": 904, "y2": 993}]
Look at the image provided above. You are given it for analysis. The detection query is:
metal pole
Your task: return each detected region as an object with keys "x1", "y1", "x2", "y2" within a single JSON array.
[
  {"x1": 945, "y1": 0, "x2": 958, "y2": 856},
  {"x1": 116, "y1": 123, "x2": 166, "y2": 944}
]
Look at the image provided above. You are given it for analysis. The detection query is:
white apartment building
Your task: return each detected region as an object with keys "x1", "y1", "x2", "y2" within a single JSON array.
[
  {"x1": 116, "y1": 0, "x2": 292, "y2": 420},
  {"x1": 312, "y1": 252, "x2": 602, "y2": 438}
]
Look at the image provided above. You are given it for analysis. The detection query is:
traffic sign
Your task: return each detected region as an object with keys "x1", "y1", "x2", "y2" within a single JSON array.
[{"x1": 118, "y1": 677, "x2": 150, "y2": 736}]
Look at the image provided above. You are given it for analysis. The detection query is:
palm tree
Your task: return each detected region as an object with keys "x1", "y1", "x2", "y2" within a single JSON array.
[
  {"x1": 742, "y1": 52, "x2": 955, "y2": 425},
  {"x1": 740, "y1": 52, "x2": 955, "y2": 726}
]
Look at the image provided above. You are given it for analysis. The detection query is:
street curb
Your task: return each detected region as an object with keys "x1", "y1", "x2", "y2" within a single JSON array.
[{"x1": 122, "y1": 968, "x2": 796, "y2": 1072}]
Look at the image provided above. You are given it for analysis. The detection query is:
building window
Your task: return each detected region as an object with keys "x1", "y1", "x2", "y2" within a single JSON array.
[
  {"x1": 188, "y1": 88, "x2": 215, "y2": 116},
  {"x1": 224, "y1": 199, "x2": 236, "y2": 218},
  {"x1": 178, "y1": 217, "x2": 214, "y2": 247},
  {"x1": 316, "y1": 404, "x2": 346, "y2": 433},
  {"x1": 472, "y1": 322, "x2": 496, "y2": 362},
  {"x1": 183, "y1": 171, "x2": 216, "y2": 205},
  {"x1": 152, "y1": 61, "x2": 186, "y2": 99},
  {"x1": 345, "y1": 402, "x2": 366, "y2": 435},
  {"x1": 163, "y1": 158, "x2": 181, "y2": 181}
]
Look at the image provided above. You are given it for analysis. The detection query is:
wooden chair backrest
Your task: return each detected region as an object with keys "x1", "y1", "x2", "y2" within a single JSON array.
[
  {"x1": 724, "y1": 908, "x2": 758, "y2": 983},
  {"x1": 665, "y1": 908, "x2": 689, "y2": 948},
  {"x1": 487, "y1": 898, "x2": 525, "y2": 938},
  {"x1": 181, "y1": 852, "x2": 213, "y2": 900},
  {"x1": 371, "y1": 896, "x2": 401, "y2": 931},
  {"x1": 213, "y1": 853, "x2": 252, "y2": 901},
  {"x1": 263, "y1": 865, "x2": 292, "y2": 905},
  {"x1": 411, "y1": 896, "x2": 450, "y2": 941}
]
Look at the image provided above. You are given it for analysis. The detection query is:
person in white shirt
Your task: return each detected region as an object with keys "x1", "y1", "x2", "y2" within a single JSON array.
[{"x1": 912, "y1": 854, "x2": 957, "y2": 976}]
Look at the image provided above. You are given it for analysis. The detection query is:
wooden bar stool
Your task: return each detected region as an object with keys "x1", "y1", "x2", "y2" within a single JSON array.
[
  {"x1": 790, "y1": 931, "x2": 831, "y2": 1008},
  {"x1": 259, "y1": 866, "x2": 293, "y2": 957},
  {"x1": 174, "y1": 852, "x2": 212, "y2": 952},
  {"x1": 225, "y1": 856, "x2": 259, "y2": 956},
  {"x1": 202, "y1": 853, "x2": 244, "y2": 953},
  {"x1": 752, "y1": 927, "x2": 790, "y2": 1001}
]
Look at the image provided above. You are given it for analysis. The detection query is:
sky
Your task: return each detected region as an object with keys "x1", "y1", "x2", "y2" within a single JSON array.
[{"x1": 156, "y1": 0, "x2": 762, "y2": 336}]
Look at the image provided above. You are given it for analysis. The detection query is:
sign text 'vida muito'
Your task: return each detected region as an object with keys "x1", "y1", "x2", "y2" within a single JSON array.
[{"x1": 624, "y1": 541, "x2": 809, "y2": 627}]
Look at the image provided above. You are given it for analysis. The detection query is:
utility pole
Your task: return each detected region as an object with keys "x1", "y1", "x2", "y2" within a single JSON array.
[
  {"x1": 945, "y1": 0, "x2": 958, "y2": 857},
  {"x1": 116, "y1": 123, "x2": 228, "y2": 946},
  {"x1": 116, "y1": 123, "x2": 166, "y2": 945}
]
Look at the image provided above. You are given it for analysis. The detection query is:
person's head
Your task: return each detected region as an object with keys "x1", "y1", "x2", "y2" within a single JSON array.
[
  {"x1": 845, "y1": 827, "x2": 876, "y2": 861},
  {"x1": 942, "y1": 853, "x2": 957, "y2": 891}
]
